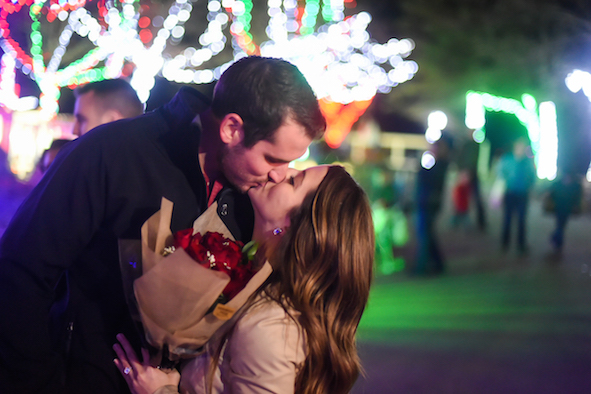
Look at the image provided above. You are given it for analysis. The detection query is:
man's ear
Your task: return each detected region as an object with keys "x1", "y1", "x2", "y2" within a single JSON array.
[
  {"x1": 101, "y1": 109, "x2": 125, "y2": 125},
  {"x1": 219, "y1": 113, "x2": 245, "y2": 146}
]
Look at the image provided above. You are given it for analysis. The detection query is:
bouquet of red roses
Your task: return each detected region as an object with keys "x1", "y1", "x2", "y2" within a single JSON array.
[
  {"x1": 128, "y1": 197, "x2": 272, "y2": 363},
  {"x1": 167, "y1": 229, "x2": 257, "y2": 302}
]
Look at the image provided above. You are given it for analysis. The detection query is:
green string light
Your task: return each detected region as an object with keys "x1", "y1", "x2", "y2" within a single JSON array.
[
  {"x1": 62, "y1": 67, "x2": 108, "y2": 87},
  {"x1": 29, "y1": 2, "x2": 46, "y2": 76},
  {"x1": 301, "y1": 0, "x2": 320, "y2": 35},
  {"x1": 322, "y1": 0, "x2": 335, "y2": 22},
  {"x1": 236, "y1": 0, "x2": 253, "y2": 32},
  {"x1": 56, "y1": 47, "x2": 106, "y2": 86}
]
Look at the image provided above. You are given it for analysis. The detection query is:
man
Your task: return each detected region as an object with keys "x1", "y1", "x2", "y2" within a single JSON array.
[
  {"x1": 413, "y1": 135, "x2": 452, "y2": 276},
  {"x1": 498, "y1": 137, "x2": 536, "y2": 254},
  {"x1": 0, "y1": 56, "x2": 326, "y2": 393},
  {"x1": 32, "y1": 79, "x2": 142, "y2": 179},
  {"x1": 72, "y1": 78, "x2": 144, "y2": 136},
  {"x1": 547, "y1": 169, "x2": 583, "y2": 259}
]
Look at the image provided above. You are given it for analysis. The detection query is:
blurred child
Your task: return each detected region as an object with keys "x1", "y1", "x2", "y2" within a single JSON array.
[{"x1": 452, "y1": 170, "x2": 471, "y2": 229}]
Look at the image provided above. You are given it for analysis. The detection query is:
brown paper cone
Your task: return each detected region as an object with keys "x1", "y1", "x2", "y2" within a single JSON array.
[
  {"x1": 167, "y1": 261, "x2": 273, "y2": 351},
  {"x1": 134, "y1": 248, "x2": 230, "y2": 332},
  {"x1": 191, "y1": 200, "x2": 234, "y2": 240},
  {"x1": 134, "y1": 197, "x2": 273, "y2": 360},
  {"x1": 141, "y1": 197, "x2": 174, "y2": 273}
]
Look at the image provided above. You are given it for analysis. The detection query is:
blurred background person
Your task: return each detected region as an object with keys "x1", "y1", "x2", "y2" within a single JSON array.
[
  {"x1": 456, "y1": 129, "x2": 487, "y2": 232},
  {"x1": 498, "y1": 137, "x2": 536, "y2": 255},
  {"x1": 73, "y1": 78, "x2": 144, "y2": 136},
  {"x1": 451, "y1": 169, "x2": 471, "y2": 230},
  {"x1": 412, "y1": 135, "x2": 452, "y2": 276},
  {"x1": 543, "y1": 169, "x2": 584, "y2": 260},
  {"x1": 28, "y1": 79, "x2": 143, "y2": 183},
  {"x1": 37, "y1": 139, "x2": 72, "y2": 174}
]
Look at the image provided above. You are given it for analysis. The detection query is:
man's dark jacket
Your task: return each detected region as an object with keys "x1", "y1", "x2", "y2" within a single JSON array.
[{"x1": 0, "y1": 87, "x2": 253, "y2": 393}]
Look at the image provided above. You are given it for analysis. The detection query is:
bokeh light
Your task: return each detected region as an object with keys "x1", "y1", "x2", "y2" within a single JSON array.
[
  {"x1": 0, "y1": 0, "x2": 418, "y2": 177},
  {"x1": 421, "y1": 151, "x2": 436, "y2": 170},
  {"x1": 425, "y1": 110, "x2": 446, "y2": 144}
]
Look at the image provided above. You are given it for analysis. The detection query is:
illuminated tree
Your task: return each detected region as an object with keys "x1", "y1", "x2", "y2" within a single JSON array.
[{"x1": 1, "y1": 0, "x2": 418, "y2": 148}]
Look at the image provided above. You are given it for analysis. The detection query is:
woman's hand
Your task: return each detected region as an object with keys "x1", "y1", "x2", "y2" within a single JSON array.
[{"x1": 113, "y1": 334, "x2": 180, "y2": 394}]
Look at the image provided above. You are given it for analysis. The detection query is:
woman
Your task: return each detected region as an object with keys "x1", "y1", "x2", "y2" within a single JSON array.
[{"x1": 114, "y1": 165, "x2": 375, "y2": 393}]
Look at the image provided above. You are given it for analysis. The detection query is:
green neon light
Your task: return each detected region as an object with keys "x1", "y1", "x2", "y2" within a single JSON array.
[{"x1": 465, "y1": 91, "x2": 557, "y2": 180}]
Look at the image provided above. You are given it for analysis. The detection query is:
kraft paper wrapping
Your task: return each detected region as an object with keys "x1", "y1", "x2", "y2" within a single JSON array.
[{"x1": 134, "y1": 197, "x2": 272, "y2": 360}]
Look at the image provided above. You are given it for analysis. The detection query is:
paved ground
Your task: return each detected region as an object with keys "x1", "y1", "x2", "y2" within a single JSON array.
[
  {"x1": 2, "y1": 170, "x2": 591, "y2": 394},
  {"x1": 353, "y1": 199, "x2": 591, "y2": 393}
]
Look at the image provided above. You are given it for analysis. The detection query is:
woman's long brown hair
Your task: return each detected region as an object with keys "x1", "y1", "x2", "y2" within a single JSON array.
[
  {"x1": 265, "y1": 165, "x2": 375, "y2": 393},
  {"x1": 207, "y1": 166, "x2": 374, "y2": 393}
]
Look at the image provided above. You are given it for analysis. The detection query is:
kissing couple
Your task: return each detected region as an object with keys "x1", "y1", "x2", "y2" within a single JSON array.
[{"x1": 0, "y1": 56, "x2": 374, "y2": 394}]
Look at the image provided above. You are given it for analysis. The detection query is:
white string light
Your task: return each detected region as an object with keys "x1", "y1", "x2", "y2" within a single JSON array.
[{"x1": 1, "y1": 0, "x2": 417, "y2": 112}]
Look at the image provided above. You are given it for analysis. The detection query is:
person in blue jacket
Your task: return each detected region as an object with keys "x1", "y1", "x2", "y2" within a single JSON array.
[
  {"x1": 0, "y1": 56, "x2": 326, "y2": 394},
  {"x1": 498, "y1": 137, "x2": 537, "y2": 254}
]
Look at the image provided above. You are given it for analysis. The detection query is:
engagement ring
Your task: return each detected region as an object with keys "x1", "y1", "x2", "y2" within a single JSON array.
[{"x1": 123, "y1": 366, "x2": 132, "y2": 375}]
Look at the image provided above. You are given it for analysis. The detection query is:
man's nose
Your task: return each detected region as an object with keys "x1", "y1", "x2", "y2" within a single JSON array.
[{"x1": 268, "y1": 165, "x2": 289, "y2": 183}]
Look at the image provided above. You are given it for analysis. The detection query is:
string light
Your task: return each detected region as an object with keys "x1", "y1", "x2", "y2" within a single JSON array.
[
  {"x1": 0, "y1": 54, "x2": 38, "y2": 111},
  {"x1": 1, "y1": 0, "x2": 416, "y2": 116},
  {"x1": 421, "y1": 150, "x2": 436, "y2": 170},
  {"x1": 565, "y1": 69, "x2": 591, "y2": 99},
  {"x1": 425, "y1": 110, "x2": 446, "y2": 144},
  {"x1": 1, "y1": 0, "x2": 418, "y2": 178}
]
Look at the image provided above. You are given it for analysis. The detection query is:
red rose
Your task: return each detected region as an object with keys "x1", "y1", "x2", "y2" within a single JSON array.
[
  {"x1": 223, "y1": 241, "x2": 244, "y2": 270},
  {"x1": 173, "y1": 228, "x2": 194, "y2": 250},
  {"x1": 201, "y1": 232, "x2": 226, "y2": 254},
  {"x1": 222, "y1": 279, "x2": 242, "y2": 300},
  {"x1": 187, "y1": 233, "x2": 207, "y2": 262},
  {"x1": 214, "y1": 242, "x2": 244, "y2": 272},
  {"x1": 169, "y1": 230, "x2": 254, "y2": 300},
  {"x1": 223, "y1": 259, "x2": 255, "y2": 299},
  {"x1": 194, "y1": 232, "x2": 243, "y2": 272}
]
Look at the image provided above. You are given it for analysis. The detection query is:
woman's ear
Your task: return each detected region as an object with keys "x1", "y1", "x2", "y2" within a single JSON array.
[{"x1": 219, "y1": 113, "x2": 244, "y2": 146}]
